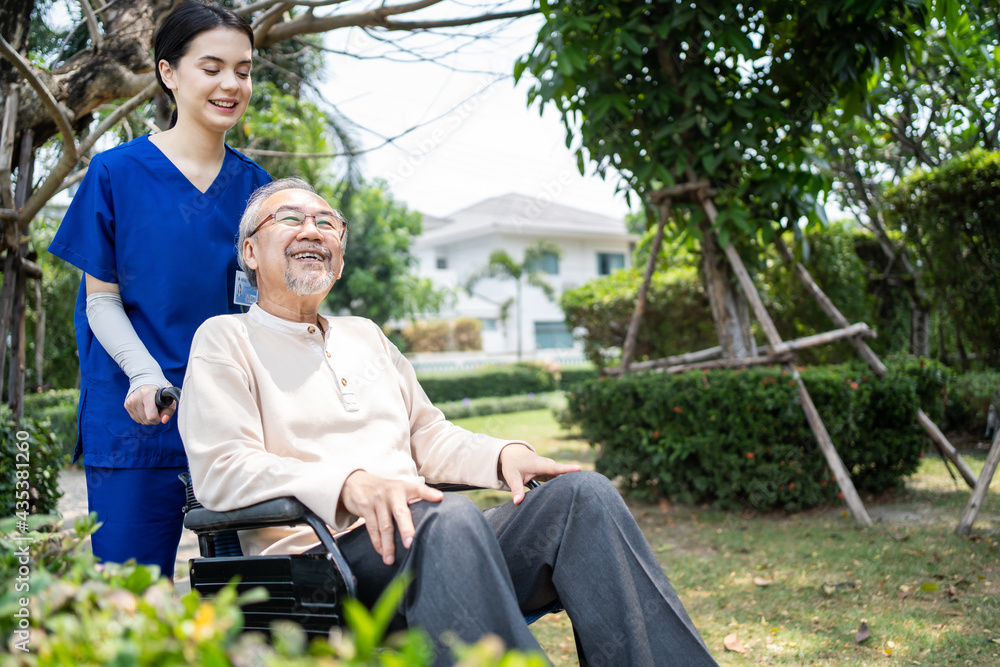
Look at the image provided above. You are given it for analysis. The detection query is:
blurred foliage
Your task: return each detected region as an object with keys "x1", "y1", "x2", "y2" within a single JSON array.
[
  {"x1": 0, "y1": 516, "x2": 546, "y2": 665},
  {"x1": 885, "y1": 149, "x2": 1000, "y2": 370},
  {"x1": 402, "y1": 318, "x2": 482, "y2": 353},
  {"x1": 324, "y1": 181, "x2": 448, "y2": 327},
  {"x1": 519, "y1": 0, "x2": 927, "y2": 241},
  {"x1": 0, "y1": 410, "x2": 67, "y2": 517}
]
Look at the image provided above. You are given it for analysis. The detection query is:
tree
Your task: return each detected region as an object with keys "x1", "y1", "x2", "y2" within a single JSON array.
[
  {"x1": 813, "y1": 4, "x2": 999, "y2": 357},
  {"x1": 0, "y1": 0, "x2": 537, "y2": 412},
  {"x1": 324, "y1": 180, "x2": 447, "y2": 327},
  {"x1": 464, "y1": 240, "x2": 561, "y2": 360},
  {"x1": 517, "y1": 0, "x2": 928, "y2": 358},
  {"x1": 884, "y1": 149, "x2": 1000, "y2": 370}
]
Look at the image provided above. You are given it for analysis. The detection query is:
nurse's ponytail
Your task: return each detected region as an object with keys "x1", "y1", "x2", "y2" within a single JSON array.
[{"x1": 153, "y1": 1, "x2": 254, "y2": 129}]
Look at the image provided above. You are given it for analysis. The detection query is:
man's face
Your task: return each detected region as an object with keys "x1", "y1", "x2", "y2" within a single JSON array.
[{"x1": 244, "y1": 189, "x2": 345, "y2": 302}]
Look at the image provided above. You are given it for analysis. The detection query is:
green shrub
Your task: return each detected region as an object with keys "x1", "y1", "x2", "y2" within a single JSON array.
[
  {"x1": 561, "y1": 264, "x2": 717, "y2": 368},
  {"x1": 0, "y1": 411, "x2": 68, "y2": 517},
  {"x1": 24, "y1": 389, "x2": 79, "y2": 462},
  {"x1": 0, "y1": 517, "x2": 546, "y2": 666},
  {"x1": 945, "y1": 369, "x2": 1000, "y2": 435},
  {"x1": 565, "y1": 361, "x2": 938, "y2": 511},
  {"x1": 418, "y1": 363, "x2": 598, "y2": 404},
  {"x1": 885, "y1": 149, "x2": 1000, "y2": 369},
  {"x1": 419, "y1": 362, "x2": 558, "y2": 403},
  {"x1": 437, "y1": 392, "x2": 566, "y2": 420}
]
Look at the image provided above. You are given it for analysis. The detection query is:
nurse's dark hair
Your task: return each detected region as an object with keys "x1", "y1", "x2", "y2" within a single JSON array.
[
  {"x1": 237, "y1": 178, "x2": 348, "y2": 287},
  {"x1": 153, "y1": 1, "x2": 254, "y2": 129}
]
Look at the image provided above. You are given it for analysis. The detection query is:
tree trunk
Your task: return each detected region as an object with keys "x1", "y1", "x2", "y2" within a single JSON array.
[
  {"x1": 698, "y1": 219, "x2": 756, "y2": 359},
  {"x1": 911, "y1": 307, "x2": 930, "y2": 357},
  {"x1": 0, "y1": 0, "x2": 32, "y2": 93}
]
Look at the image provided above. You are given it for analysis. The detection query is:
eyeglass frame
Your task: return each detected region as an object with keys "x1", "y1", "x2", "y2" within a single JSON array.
[{"x1": 247, "y1": 207, "x2": 348, "y2": 240}]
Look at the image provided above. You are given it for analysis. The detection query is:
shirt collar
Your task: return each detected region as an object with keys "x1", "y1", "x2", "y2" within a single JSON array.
[{"x1": 247, "y1": 303, "x2": 329, "y2": 336}]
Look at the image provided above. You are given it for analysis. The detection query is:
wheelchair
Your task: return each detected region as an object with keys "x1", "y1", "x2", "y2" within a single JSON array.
[{"x1": 160, "y1": 388, "x2": 563, "y2": 640}]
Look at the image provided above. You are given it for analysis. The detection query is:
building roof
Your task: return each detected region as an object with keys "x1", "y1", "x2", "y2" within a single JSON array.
[{"x1": 415, "y1": 193, "x2": 632, "y2": 246}]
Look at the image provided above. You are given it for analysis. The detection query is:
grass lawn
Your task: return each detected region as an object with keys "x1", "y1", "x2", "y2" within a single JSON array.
[{"x1": 452, "y1": 410, "x2": 1000, "y2": 666}]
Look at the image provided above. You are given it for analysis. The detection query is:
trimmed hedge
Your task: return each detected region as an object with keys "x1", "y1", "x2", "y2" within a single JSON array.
[
  {"x1": 417, "y1": 363, "x2": 598, "y2": 403},
  {"x1": 24, "y1": 388, "x2": 79, "y2": 462},
  {"x1": 437, "y1": 392, "x2": 567, "y2": 420},
  {"x1": 565, "y1": 359, "x2": 949, "y2": 511},
  {"x1": 0, "y1": 410, "x2": 68, "y2": 517}
]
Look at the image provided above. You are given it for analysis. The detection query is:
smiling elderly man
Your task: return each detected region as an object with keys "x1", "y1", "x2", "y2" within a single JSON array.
[{"x1": 178, "y1": 178, "x2": 717, "y2": 666}]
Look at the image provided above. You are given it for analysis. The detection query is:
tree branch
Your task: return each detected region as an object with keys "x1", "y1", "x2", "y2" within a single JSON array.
[
  {"x1": 236, "y1": 0, "x2": 349, "y2": 16},
  {"x1": 17, "y1": 79, "x2": 159, "y2": 230},
  {"x1": 383, "y1": 9, "x2": 537, "y2": 31},
  {"x1": 0, "y1": 35, "x2": 78, "y2": 164},
  {"x1": 260, "y1": 4, "x2": 536, "y2": 45},
  {"x1": 79, "y1": 0, "x2": 105, "y2": 52}
]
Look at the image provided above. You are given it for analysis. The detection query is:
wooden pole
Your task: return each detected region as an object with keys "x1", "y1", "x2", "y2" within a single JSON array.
[
  {"x1": 605, "y1": 345, "x2": 723, "y2": 376},
  {"x1": 659, "y1": 350, "x2": 794, "y2": 374},
  {"x1": 33, "y1": 277, "x2": 44, "y2": 390},
  {"x1": 957, "y1": 427, "x2": 1000, "y2": 536},
  {"x1": 772, "y1": 236, "x2": 978, "y2": 489},
  {"x1": 7, "y1": 130, "x2": 33, "y2": 420},
  {"x1": 621, "y1": 200, "x2": 671, "y2": 373},
  {"x1": 9, "y1": 250, "x2": 26, "y2": 420},
  {"x1": 607, "y1": 323, "x2": 873, "y2": 376},
  {"x1": 694, "y1": 186, "x2": 873, "y2": 527}
]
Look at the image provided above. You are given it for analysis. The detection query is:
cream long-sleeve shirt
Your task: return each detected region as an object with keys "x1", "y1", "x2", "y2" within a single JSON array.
[{"x1": 179, "y1": 304, "x2": 528, "y2": 556}]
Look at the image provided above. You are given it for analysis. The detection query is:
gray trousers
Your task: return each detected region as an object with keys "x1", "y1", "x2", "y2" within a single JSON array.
[{"x1": 334, "y1": 471, "x2": 717, "y2": 666}]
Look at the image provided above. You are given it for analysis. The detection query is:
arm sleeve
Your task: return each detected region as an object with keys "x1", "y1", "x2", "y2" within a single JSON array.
[
  {"x1": 85, "y1": 291, "x2": 169, "y2": 395},
  {"x1": 381, "y1": 327, "x2": 534, "y2": 489},
  {"x1": 179, "y1": 324, "x2": 358, "y2": 530}
]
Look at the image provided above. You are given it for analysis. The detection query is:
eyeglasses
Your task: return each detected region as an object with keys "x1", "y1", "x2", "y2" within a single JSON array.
[{"x1": 248, "y1": 208, "x2": 347, "y2": 239}]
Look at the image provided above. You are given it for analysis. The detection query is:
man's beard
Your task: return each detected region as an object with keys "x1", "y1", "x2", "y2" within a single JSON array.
[
  {"x1": 285, "y1": 266, "x2": 335, "y2": 296},
  {"x1": 284, "y1": 242, "x2": 336, "y2": 295}
]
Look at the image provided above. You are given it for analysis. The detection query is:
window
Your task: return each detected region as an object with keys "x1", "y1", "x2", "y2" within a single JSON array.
[
  {"x1": 435, "y1": 257, "x2": 448, "y2": 269},
  {"x1": 479, "y1": 318, "x2": 498, "y2": 331},
  {"x1": 597, "y1": 252, "x2": 625, "y2": 276},
  {"x1": 534, "y1": 321, "x2": 574, "y2": 349},
  {"x1": 529, "y1": 252, "x2": 559, "y2": 275}
]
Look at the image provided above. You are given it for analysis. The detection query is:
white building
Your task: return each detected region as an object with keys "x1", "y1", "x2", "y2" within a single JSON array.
[{"x1": 412, "y1": 193, "x2": 637, "y2": 357}]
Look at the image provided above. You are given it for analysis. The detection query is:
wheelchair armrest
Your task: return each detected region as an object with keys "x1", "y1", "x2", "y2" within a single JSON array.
[
  {"x1": 183, "y1": 497, "x2": 310, "y2": 533},
  {"x1": 430, "y1": 480, "x2": 541, "y2": 494}
]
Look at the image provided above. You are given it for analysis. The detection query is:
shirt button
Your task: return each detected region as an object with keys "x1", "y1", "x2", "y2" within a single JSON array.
[
  {"x1": 307, "y1": 326, "x2": 316, "y2": 334},
  {"x1": 326, "y1": 351, "x2": 331, "y2": 358}
]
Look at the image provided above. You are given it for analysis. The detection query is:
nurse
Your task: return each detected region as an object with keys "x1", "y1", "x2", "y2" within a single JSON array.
[{"x1": 49, "y1": 0, "x2": 271, "y2": 578}]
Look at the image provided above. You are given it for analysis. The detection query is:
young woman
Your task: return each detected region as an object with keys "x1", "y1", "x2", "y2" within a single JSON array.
[{"x1": 49, "y1": 1, "x2": 271, "y2": 579}]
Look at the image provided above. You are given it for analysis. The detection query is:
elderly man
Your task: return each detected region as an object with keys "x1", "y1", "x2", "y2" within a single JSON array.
[{"x1": 178, "y1": 178, "x2": 717, "y2": 666}]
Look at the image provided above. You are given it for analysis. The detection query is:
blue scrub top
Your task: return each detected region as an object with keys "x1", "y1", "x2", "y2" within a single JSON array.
[{"x1": 49, "y1": 135, "x2": 271, "y2": 468}]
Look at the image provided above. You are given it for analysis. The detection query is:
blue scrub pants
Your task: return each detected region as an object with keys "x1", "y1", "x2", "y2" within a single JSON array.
[{"x1": 85, "y1": 466, "x2": 187, "y2": 579}]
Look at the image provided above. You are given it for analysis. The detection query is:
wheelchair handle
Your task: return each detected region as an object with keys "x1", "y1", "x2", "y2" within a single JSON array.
[{"x1": 155, "y1": 386, "x2": 182, "y2": 410}]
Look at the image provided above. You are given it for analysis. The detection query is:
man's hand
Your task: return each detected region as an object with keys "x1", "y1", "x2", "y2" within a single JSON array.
[
  {"x1": 125, "y1": 384, "x2": 175, "y2": 425},
  {"x1": 499, "y1": 444, "x2": 582, "y2": 505},
  {"x1": 340, "y1": 471, "x2": 444, "y2": 565}
]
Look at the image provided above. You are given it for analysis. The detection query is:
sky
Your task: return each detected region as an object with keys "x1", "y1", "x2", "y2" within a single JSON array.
[{"x1": 317, "y1": 9, "x2": 633, "y2": 221}]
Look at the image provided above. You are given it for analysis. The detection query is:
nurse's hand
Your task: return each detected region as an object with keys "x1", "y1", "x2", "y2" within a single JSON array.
[{"x1": 125, "y1": 384, "x2": 175, "y2": 425}]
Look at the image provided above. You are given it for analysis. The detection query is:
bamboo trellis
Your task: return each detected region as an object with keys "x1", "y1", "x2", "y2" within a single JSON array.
[{"x1": 613, "y1": 177, "x2": 978, "y2": 526}]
